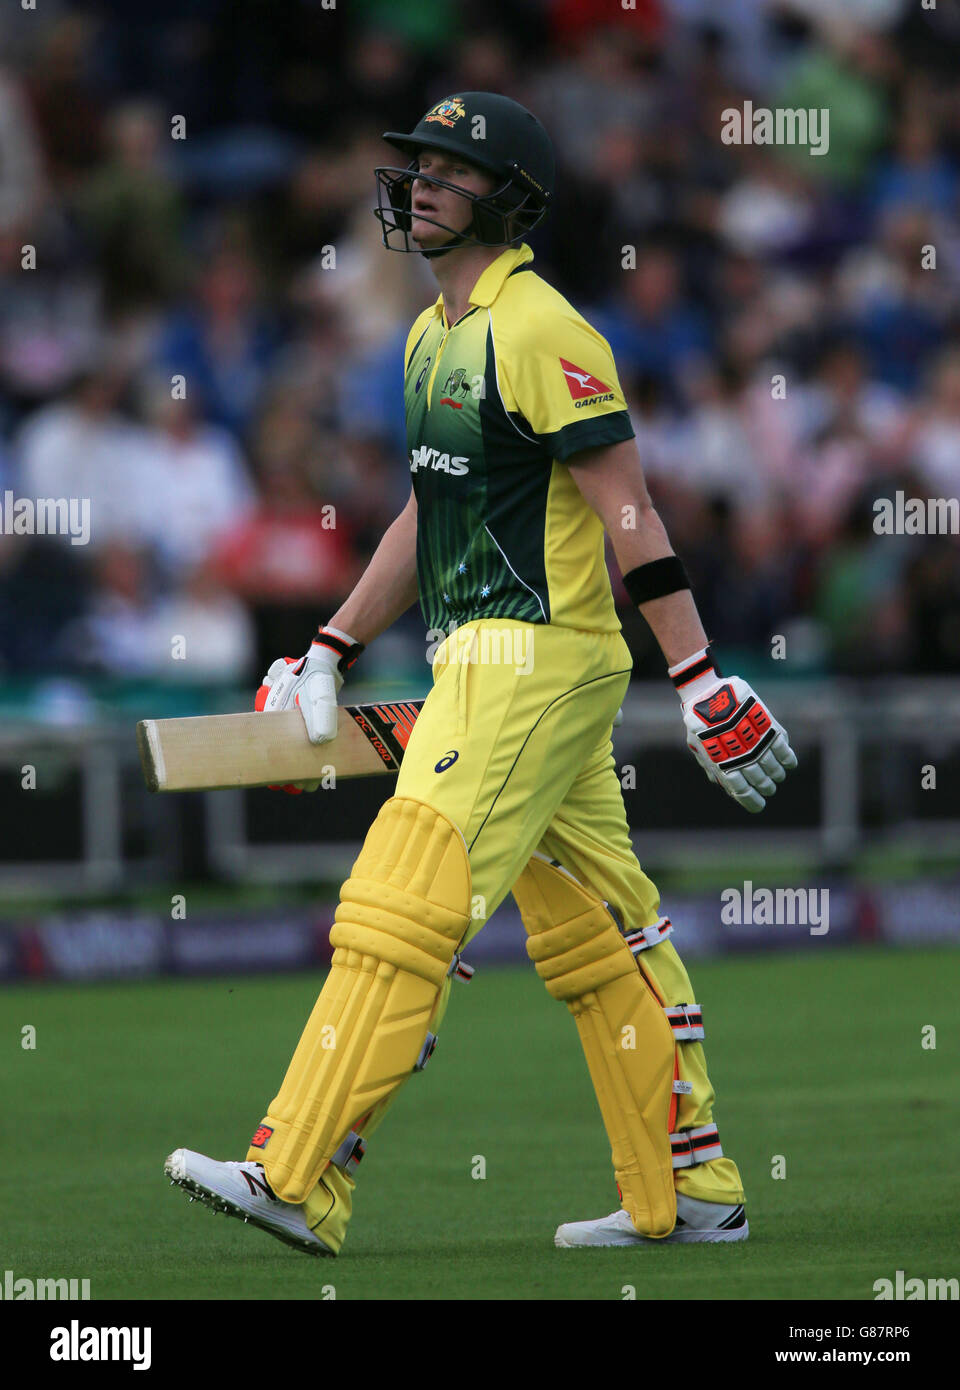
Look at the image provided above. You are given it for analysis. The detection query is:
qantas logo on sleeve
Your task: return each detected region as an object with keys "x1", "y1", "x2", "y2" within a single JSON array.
[{"x1": 559, "y1": 358, "x2": 615, "y2": 408}]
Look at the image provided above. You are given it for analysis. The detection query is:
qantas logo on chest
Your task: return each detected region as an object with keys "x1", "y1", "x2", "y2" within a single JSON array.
[
  {"x1": 410, "y1": 446, "x2": 470, "y2": 475},
  {"x1": 560, "y1": 357, "x2": 615, "y2": 408}
]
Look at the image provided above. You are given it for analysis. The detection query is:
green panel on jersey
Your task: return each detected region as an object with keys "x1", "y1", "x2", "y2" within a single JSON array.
[{"x1": 405, "y1": 306, "x2": 551, "y2": 631}]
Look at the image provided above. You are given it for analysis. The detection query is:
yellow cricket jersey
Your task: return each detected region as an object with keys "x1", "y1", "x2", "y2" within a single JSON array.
[{"x1": 403, "y1": 242, "x2": 634, "y2": 632}]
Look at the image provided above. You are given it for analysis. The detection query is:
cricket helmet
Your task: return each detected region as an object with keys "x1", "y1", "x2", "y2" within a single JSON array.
[{"x1": 374, "y1": 91, "x2": 554, "y2": 256}]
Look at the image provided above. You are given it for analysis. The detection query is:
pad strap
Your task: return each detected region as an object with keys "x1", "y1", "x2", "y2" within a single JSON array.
[
  {"x1": 671, "y1": 1124, "x2": 723, "y2": 1168},
  {"x1": 663, "y1": 1003, "x2": 704, "y2": 1041},
  {"x1": 624, "y1": 917, "x2": 674, "y2": 954},
  {"x1": 413, "y1": 958, "x2": 473, "y2": 1078}
]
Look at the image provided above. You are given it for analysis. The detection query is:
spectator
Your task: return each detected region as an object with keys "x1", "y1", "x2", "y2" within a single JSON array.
[
  {"x1": 871, "y1": 95, "x2": 958, "y2": 220},
  {"x1": 773, "y1": 26, "x2": 891, "y2": 188},
  {"x1": 535, "y1": 22, "x2": 662, "y2": 163},
  {"x1": 669, "y1": 358, "x2": 768, "y2": 505},
  {"x1": 589, "y1": 244, "x2": 712, "y2": 404},
  {"x1": 58, "y1": 542, "x2": 158, "y2": 677},
  {"x1": 716, "y1": 149, "x2": 816, "y2": 257},
  {"x1": 0, "y1": 65, "x2": 47, "y2": 235},
  {"x1": 152, "y1": 241, "x2": 279, "y2": 439},
  {"x1": 24, "y1": 13, "x2": 104, "y2": 191},
  {"x1": 903, "y1": 540, "x2": 960, "y2": 672},
  {"x1": 60, "y1": 543, "x2": 256, "y2": 681},
  {"x1": 76, "y1": 101, "x2": 186, "y2": 318},
  {"x1": 812, "y1": 494, "x2": 910, "y2": 673},
  {"x1": 146, "y1": 561, "x2": 257, "y2": 683},
  {"x1": 0, "y1": 534, "x2": 90, "y2": 671},
  {"x1": 907, "y1": 346, "x2": 960, "y2": 498},
  {"x1": 214, "y1": 396, "x2": 359, "y2": 668},
  {"x1": 838, "y1": 205, "x2": 950, "y2": 392},
  {"x1": 135, "y1": 372, "x2": 257, "y2": 573},
  {"x1": 15, "y1": 362, "x2": 157, "y2": 550}
]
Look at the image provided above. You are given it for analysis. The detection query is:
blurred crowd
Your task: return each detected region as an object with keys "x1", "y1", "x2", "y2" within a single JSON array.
[{"x1": 1, "y1": 0, "x2": 959, "y2": 686}]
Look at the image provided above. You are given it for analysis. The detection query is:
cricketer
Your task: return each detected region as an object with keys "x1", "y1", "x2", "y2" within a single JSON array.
[{"x1": 165, "y1": 92, "x2": 797, "y2": 1254}]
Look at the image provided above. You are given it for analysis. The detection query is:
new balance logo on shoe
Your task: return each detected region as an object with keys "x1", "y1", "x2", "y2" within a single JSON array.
[{"x1": 240, "y1": 1169, "x2": 277, "y2": 1202}]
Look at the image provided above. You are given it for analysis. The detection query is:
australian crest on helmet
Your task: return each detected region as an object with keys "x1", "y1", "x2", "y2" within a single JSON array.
[{"x1": 425, "y1": 97, "x2": 467, "y2": 129}]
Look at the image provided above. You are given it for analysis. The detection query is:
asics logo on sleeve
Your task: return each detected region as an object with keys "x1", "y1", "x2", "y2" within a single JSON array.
[{"x1": 410, "y1": 446, "x2": 470, "y2": 475}]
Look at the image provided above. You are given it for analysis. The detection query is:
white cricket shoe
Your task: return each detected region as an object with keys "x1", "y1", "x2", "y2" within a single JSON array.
[
  {"x1": 164, "y1": 1148, "x2": 333, "y2": 1256},
  {"x1": 555, "y1": 1193, "x2": 749, "y2": 1247}
]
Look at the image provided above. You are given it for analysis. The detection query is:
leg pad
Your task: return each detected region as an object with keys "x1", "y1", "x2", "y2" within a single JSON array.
[
  {"x1": 513, "y1": 854, "x2": 677, "y2": 1238},
  {"x1": 249, "y1": 798, "x2": 472, "y2": 1202}
]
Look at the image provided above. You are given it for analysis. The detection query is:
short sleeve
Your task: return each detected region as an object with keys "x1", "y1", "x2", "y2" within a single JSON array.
[{"x1": 499, "y1": 309, "x2": 635, "y2": 462}]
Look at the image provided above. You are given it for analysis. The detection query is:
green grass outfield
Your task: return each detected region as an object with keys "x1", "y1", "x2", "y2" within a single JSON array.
[{"x1": 4, "y1": 946, "x2": 957, "y2": 1301}]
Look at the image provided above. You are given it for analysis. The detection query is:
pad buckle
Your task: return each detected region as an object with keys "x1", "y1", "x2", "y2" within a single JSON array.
[
  {"x1": 447, "y1": 953, "x2": 475, "y2": 982},
  {"x1": 624, "y1": 917, "x2": 674, "y2": 955},
  {"x1": 414, "y1": 1031, "x2": 438, "y2": 1072},
  {"x1": 330, "y1": 1130, "x2": 366, "y2": 1177}
]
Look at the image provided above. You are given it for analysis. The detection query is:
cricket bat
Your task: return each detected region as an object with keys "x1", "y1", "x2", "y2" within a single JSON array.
[{"x1": 137, "y1": 699, "x2": 424, "y2": 792}]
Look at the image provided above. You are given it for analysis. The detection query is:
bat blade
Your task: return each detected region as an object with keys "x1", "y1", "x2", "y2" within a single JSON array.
[{"x1": 137, "y1": 699, "x2": 425, "y2": 792}]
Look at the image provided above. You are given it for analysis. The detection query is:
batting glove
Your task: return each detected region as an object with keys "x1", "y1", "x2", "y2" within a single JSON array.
[
  {"x1": 670, "y1": 646, "x2": 797, "y2": 813},
  {"x1": 255, "y1": 627, "x2": 364, "y2": 793}
]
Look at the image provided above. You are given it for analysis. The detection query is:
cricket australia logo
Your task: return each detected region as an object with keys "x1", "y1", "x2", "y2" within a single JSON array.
[
  {"x1": 425, "y1": 97, "x2": 467, "y2": 129},
  {"x1": 439, "y1": 366, "x2": 472, "y2": 409}
]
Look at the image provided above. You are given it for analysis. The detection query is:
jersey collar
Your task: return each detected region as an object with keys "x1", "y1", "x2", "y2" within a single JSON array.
[
  {"x1": 469, "y1": 243, "x2": 534, "y2": 307},
  {"x1": 430, "y1": 243, "x2": 534, "y2": 322}
]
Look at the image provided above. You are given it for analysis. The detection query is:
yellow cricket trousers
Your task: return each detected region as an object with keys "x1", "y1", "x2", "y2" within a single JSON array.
[{"x1": 388, "y1": 618, "x2": 744, "y2": 1206}]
